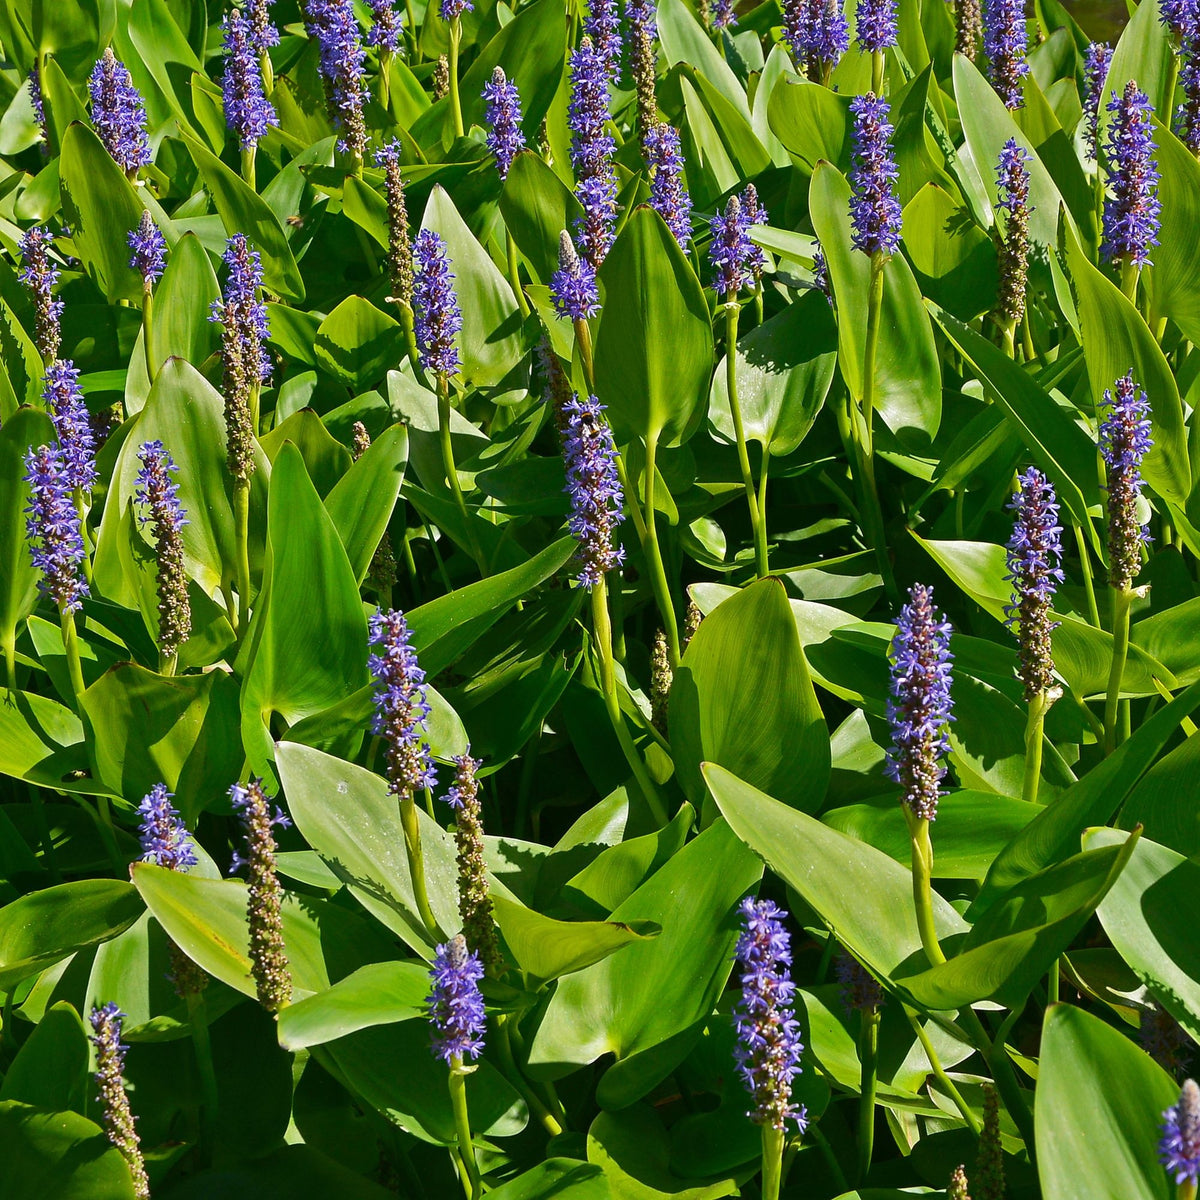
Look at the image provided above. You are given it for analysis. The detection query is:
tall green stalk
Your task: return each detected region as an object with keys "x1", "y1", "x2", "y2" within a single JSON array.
[
  {"x1": 142, "y1": 286, "x2": 155, "y2": 380},
  {"x1": 233, "y1": 480, "x2": 252, "y2": 635},
  {"x1": 724, "y1": 303, "x2": 767, "y2": 577},
  {"x1": 437, "y1": 374, "x2": 483, "y2": 570},
  {"x1": 185, "y1": 990, "x2": 219, "y2": 1167},
  {"x1": 642, "y1": 435, "x2": 681, "y2": 669},
  {"x1": 1103, "y1": 586, "x2": 1133, "y2": 753},
  {"x1": 760, "y1": 1127, "x2": 785, "y2": 1200},
  {"x1": 1021, "y1": 687, "x2": 1058, "y2": 803},
  {"x1": 856, "y1": 1006, "x2": 881, "y2": 1184},
  {"x1": 60, "y1": 609, "x2": 86, "y2": 712},
  {"x1": 399, "y1": 788, "x2": 440, "y2": 941},
  {"x1": 906, "y1": 812, "x2": 944, "y2": 967},
  {"x1": 857, "y1": 254, "x2": 895, "y2": 599},
  {"x1": 448, "y1": 1062, "x2": 482, "y2": 1200},
  {"x1": 448, "y1": 18, "x2": 465, "y2": 138}
]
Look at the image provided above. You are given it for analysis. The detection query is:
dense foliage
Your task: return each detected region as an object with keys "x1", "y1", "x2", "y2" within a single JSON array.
[{"x1": 1, "y1": 0, "x2": 1200, "y2": 1197}]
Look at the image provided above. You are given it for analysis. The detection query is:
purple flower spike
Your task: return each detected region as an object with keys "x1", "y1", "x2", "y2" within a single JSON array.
[
  {"x1": 222, "y1": 10, "x2": 279, "y2": 149},
  {"x1": 983, "y1": 0, "x2": 1029, "y2": 108},
  {"x1": 88, "y1": 48, "x2": 152, "y2": 173},
  {"x1": 369, "y1": 609, "x2": 437, "y2": 797},
  {"x1": 24, "y1": 444, "x2": 89, "y2": 615},
  {"x1": 1102, "y1": 82, "x2": 1161, "y2": 270},
  {"x1": 886, "y1": 583, "x2": 954, "y2": 822},
  {"x1": 568, "y1": 37, "x2": 619, "y2": 266},
  {"x1": 135, "y1": 439, "x2": 192, "y2": 658},
  {"x1": 305, "y1": 0, "x2": 368, "y2": 160},
  {"x1": 412, "y1": 230, "x2": 463, "y2": 377},
  {"x1": 812, "y1": 0, "x2": 850, "y2": 71},
  {"x1": 482, "y1": 67, "x2": 526, "y2": 181},
  {"x1": 137, "y1": 783, "x2": 197, "y2": 870},
  {"x1": 709, "y1": 193, "x2": 753, "y2": 298},
  {"x1": 1160, "y1": 0, "x2": 1198, "y2": 39},
  {"x1": 43, "y1": 359, "x2": 98, "y2": 494},
  {"x1": 551, "y1": 231, "x2": 601, "y2": 321},
  {"x1": 1178, "y1": 39, "x2": 1200, "y2": 153},
  {"x1": 856, "y1": 0, "x2": 898, "y2": 52},
  {"x1": 428, "y1": 934, "x2": 487, "y2": 1063},
  {"x1": 1005, "y1": 467, "x2": 1063, "y2": 700},
  {"x1": 562, "y1": 394, "x2": 626, "y2": 590},
  {"x1": 627, "y1": 0, "x2": 658, "y2": 36},
  {"x1": 733, "y1": 898, "x2": 807, "y2": 1132},
  {"x1": 89, "y1": 1004, "x2": 150, "y2": 1200},
  {"x1": 128, "y1": 211, "x2": 167, "y2": 286},
  {"x1": 1083, "y1": 43, "x2": 1112, "y2": 162},
  {"x1": 586, "y1": 0, "x2": 623, "y2": 73},
  {"x1": 28, "y1": 63, "x2": 47, "y2": 141},
  {"x1": 367, "y1": 0, "x2": 404, "y2": 52},
  {"x1": 1161, "y1": 1080, "x2": 1200, "y2": 1186},
  {"x1": 1099, "y1": 371, "x2": 1153, "y2": 591},
  {"x1": 19, "y1": 225, "x2": 64, "y2": 364},
  {"x1": 646, "y1": 124, "x2": 693, "y2": 251},
  {"x1": 849, "y1": 92, "x2": 902, "y2": 256},
  {"x1": 248, "y1": 0, "x2": 281, "y2": 50},
  {"x1": 441, "y1": 0, "x2": 474, "y2": 19},
  {"x1": 712, "y1": 0, "x2": 737, "y2": 30}
]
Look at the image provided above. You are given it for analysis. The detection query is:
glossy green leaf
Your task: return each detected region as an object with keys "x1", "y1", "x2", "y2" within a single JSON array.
[
  {"x1": 500, "y1": 150, "x2": 584, "y2": 286},
  {"x1": 0, "y1": 1002, "x2": 89, "y2": 1112},
  {"x1": 767, "y1": 76, "x2": 851, "y2": 172},
  {"x1": 487, "y1": 1160, "x2": 610, "y2": 1200},
  {"x1": 1147, "y1": 118, "x2": 1200, "y2": 344},
  {"x1": 313, "y1": 297, "x2": 401, "y2": 391},
  {"x1": 260, "y1": 410, "x2": 353, "y2": 499}
]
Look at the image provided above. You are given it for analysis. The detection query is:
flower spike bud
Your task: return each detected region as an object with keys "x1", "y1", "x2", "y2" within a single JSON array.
[
  {"x1": 367, "y1": 0, "x2": 404, "y2": 51},
  {"x1": 562, "y1": 394, "x2": 626, "y2": 589},
  {"x1": 585, "y1": 0, "x2": 622, "y2": 73},
  {"x1": 849, "y1": 92, "x2": 902, "y2": 256},
  {"x1": 433, "y1": 55, "x2": 450, "y2": 99},
  {"x1": 135, "y1": 440, "x2": 192, "y2": 660},
  {"x1": 1099, "y1": 371, "x2": 1153, "y2": 591},
  {"x1": 1101, "y1": 81, "x2": 1161, "y2": 270},
  {"x1": 709, "y1": 193, "x2": 752, "y2": 298},
  {"x1": 412, "y1": 230, "x2": 463, "y2": 378},
  {"x1": 551, "y1": 230, "x2": 601, "y2": 321},
  {"x1": 441, "y1": 0, "x2": 474, "y2": 18},
  {"x1": 28, "y1": 63, "x2": 47, "y2": 144},
  {"x1": 650, "y1": 629, "x2": 672, "y2": 732},
  {"x1": 428, "y1": 934, "x2": 487, "y2": 1064},
  {"x1": 24, "y1": 444, "x2": 89, "y2": 614},
  {"x1": 813, "y1": 0, "x2": 850, "y2": 73},
  {"x1": 1177, "y1": 39, "x2": 1200, "y2": 153},
  {"x1": 88, "y1": 48, "x2": 152, "y2": 173},
  {"x1": 954, "y1": 0, "x2": 982, "y2": 60},
  {"x1": 1083, "y1": 43, "x2": 1113, "y2": 162},
  {"x1": 949, "y1": 1165, "x2": 972, "y2": 1200},
  {"x1": 712, "y1": 0, "x2": 737, "y2": 30},
  {"x1": 646, "y1": 124, "x2": 694, "y2": 251},
  {"x1": 42, "y1": 360, "x2": 97, "y2": 494},
  {"x1": 222, "y1": 9, "x2": 279, "y2": 149},
  {"x1": 89, "y1": 1004, "x2": 150, "y2": 1200},
  {"x1": 247, "y1": 0, "x2": 281, "y2": 50},
  {"x1": 1161, "y1": 1079, "x2": 1200, "y2": 1187},
  {"x1": 128, "y1": 210, "x2": 167, "y2": 287},
  {"x1": 993, "y1": 138, "x2": 1032, "y2": 327},
  {"x1": 984, "y1": 0, "x2": 1028, "y2": 108},
  {"x1": 369, "y1": 609, "x2": 437, "y2": 797},
  {"x1": 19, "y1": 225, "x2": 64, "y2": 364},
  {"x1": 482, "y1": 67, "x2": 526, "y2": 181},
  {"x1": 629, "y1": 0, "x2": 659, "y2": 135},
  {"x1": 445, "y1": 751, "x2": 503, "y2": 973},
  {"x1": 568, "y1": 38, "x2": 619, "y2": 265}
]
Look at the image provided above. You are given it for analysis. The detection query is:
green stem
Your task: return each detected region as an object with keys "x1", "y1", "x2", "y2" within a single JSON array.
[
  {"x1": 506, "y1": 230, "x2": 529, "y2": 316},
  {"x1": 1048, "y1": 959, "x2": 1060, "y2": 1005},
  {"x1": 756, "y1": 446, "x2": 771, "y2": 575},
  {"x1": 397, "y1": 301, "x2": 420, "y2": 371},
  {"x1": 1021, "y1": 687, "x2": 1057, "y2": 804},
  {"x1": 1119, "y1": 260, "x2": 1140, "y2": 304},
  {"x1": 448, "y1": 19, "x2": 465, "y2": 139},
  {"x1": 859, "y1": 255, "x2": 895, "y2": 599},
  {"x1": 575, "y1": 315, "x2": 597, "y2": 393},
  {"x1": 240, "y1": 144, "x2": 256, "y2": 192},
  {"x1": 259, "y1": 48, "x2": 274, "y2": 96},
  {"x1": 380, "y1": 48, "x2": 393, "y2": 112},
  {"x1": 904, "y1": 1008, "x2": 981, "y2": 1134},
  {"x1": 74, "y1": 489, "x2": 93, "y2": 586},
  {"x1": 958, "y1": 1006, "x2": 1036, "y2": 1159},
  {"x1": 856, "y1": 1007, "x2": 880, "y2": 1185},
  {"x1": 1104, "y1": 586, "x2": 1133, "y2": 754},
  {"x1": 186, "y1": 989, "x2": 218, "y2": 1168},
  {"x1": 871, "y1": 49, "x2": 884, "y2": 95},
  {"x1": 760, "y1": 1126, "x2": 785, "y2": 1200},
  {"x1": 4, "y1": 624, "x2": 17, "y2": 697},
  {"x1": 1000, "y1": 315, "x2": 1017, "y2": 359},
  {"x1": 495, "y1": 1014, "x2": 564, "y2": 1136},
  {"x1": 60, "y1": 608, "x2": 86, "y2": 712},
  {"x1": 437, "y1": 375, "x2": 482, "y2": 570},
  {"x1": 1074, "y1": 523, "x2": 1101, "y2": 627},
  {"x1": 142, "y1": 285, "x2": 155, "y2": 381},
  {"x1": 160, "y1": 651, "x2": 178, "y2": 677},
  {"x1": 642, "y1": 435, "x2": 681, "y2": 669},
  {"x1": 907, "y1": 813, "x2": 945, "y2": 966},
  {"x1": 95, "y1": 795, "x2": 123, "y2": 875},
  {"x1": 399, "y1": 789, "x2": 439, "y2": 941},
  {"x1": 448, "y1": 1061, "x2": 482, "y2": 1200},
  {"x1": 591, "y1": 580, "x2": 668, "y2": 824},
  {"x1": 1179, "y1": 1180, "x2": 1197, "y2": 1200},
  {"x1": 233, "y1": 479, "x2": 252, "y2": 636},
  {"x1": 724, "y1": 304, "x2": 766, "y2": 577}
]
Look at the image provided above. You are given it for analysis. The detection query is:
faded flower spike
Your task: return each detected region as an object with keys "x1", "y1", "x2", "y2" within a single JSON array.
[
  {"x1": 135, "y1": 440, "x2": 192, "y2": 660},
  {"x1": 550, "y1": 231, "x2": 601, "y2": 321},
  {"x1": 366, "y1": 0, "x2": 404, "y2": 52},
  {"x1": 1162, "y1": 1080, "x2": 1200, "y2": 1186},
  {"x1": 949, "y1": 1165, "x2": 972, "y2": 1200},
  {"x1": 306, "y1": 0, "x2": 368, "y2": 161},
  {"x1": 975, "y1": 1083, "x2": 1005, "y2": 1200},
  {"x1": 585, "y1": 0, "x2": 623, "y2": 75},
  {"x1": 733, "y1": 898, "x2": 807, "y2": 1132},
  {"x1": 1099, "y1": 371, "x2": 1153, "y2": 591},
  {"x1": 646, "y1": 124, "x2": 693, "y2": 250},
  {"x1": 229, "y1": 778, "x2": 293, "y2": 1012},
  {"x1": 568, "y1": 38, "x2": 619, "y2": 266},
  {"x1": 886, "y1": 583, "x2": 954, "y2": 822},
  {"x1": 629, "y1": 0, "x2": 658, "y2": 134},
  {"x1": 374, "y1": 141, "x2": 413, "y2": 306},
  {"x1": 222, "y1": 9, "x2": 279, "y2": 149},
  {"x1": 482, "y1": 67, "x2": 526, "y2": 181},
  {"x1": 19, "y1": 225, "x2": 65, "y2": 364},
  {"x1": 446, "y1": 751, "x2": 503, "y2": 972},
  {"x1": 89, "y1": 1004, "x2": 150, "y2": 1200},
  {"x1": 412, "y1": 229, "x2": 463, "y2": 377},
  {"x1": 369, "y1": 609, "x2": 437, "y2": 797},
  {"x1": 856, "y1": 0, "x2": 898, "y2": 53},
  {"x1": 138, "y1": 782, "x2": 197, "y2": 870},
  {"x1": 953, "y1": 0, "x2": 981, "y2": 60},
  {"x1": 88, "y1": 49, "x2": 152, "y2": 173},
  {"x1": 1083, "y1": 43, "x2": 1112, "y2": 162},
  {"x1": 1005, "y1": 467, "x2": 1063, "y2": 700},
  {"x1": 43, "y1": 359, "x2": 98, "y2": 494},
  {"x1": 1141, "y1": 1003, "x2": 1195, "y2": 1077},
  {"x1": 835, "y1": 953, "x2": 884, "y2": 1014},
  {"x1": 849, "y1": 92, "x2": 902, "y2": 257},
  {"x1": 428, "y1": 933, "x2": 487, "y2": 1063},
  {"x1": 1102, "y1": 81, "x2": 1161, "y2": 270},
  {"x1": 710, "y1": 194, "x2": 753, "y2": 298},
  {"x1": 128, "y1": 211, "x2": 166, "y2": 286},
  {"x1": 562, "y1": 394, "x2": 626, "y2": 590},
  {"x1": 24, "y1": 445, "x2": 89, "y2": 615},
  {"x1": 983, "y1": 0, "x2": 1028, "y2": 108},
  {"x1": 993, "y1": 138, "x2": 1032, "y2": 327}
]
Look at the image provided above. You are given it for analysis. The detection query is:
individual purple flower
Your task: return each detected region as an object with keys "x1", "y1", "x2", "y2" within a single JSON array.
[
  {"x1": 835, "y1": 952, "x2": 884, "y2": 1014},
  {"x1": 135, "y1": 439, "x2": 192, "y2": 659},
  {"x1": 222, "y1": 9, "x2": 279, "y2": 148},
  {"x1": 137, "y1": 783, "x2": 197, "y2": 870},
  {"x1": 427, "y1": 933, "x2": 487, "y2": 1063},
  {"x1": 709, "y1": 193, "x2": 753, "y2": 298},
  {"x1": 18, "y1": 225, "x2": 64, "y2": 364},
  {"x1": 733, "y1": 898, "x2": 807, "y2": 1132},
  {"x1": 89, "y1": 1004, "x2": 150, "y2": 1200},
  {"x1": 305, "y1": 0, "x2": 368, "y2": 161},
  {"x1": 445, "y1": 751, "x2": 502, "y2": 971},
  {"x1": 482, "y1": 67, "x2": 525, "y2": 181},
  {"x1": 369, "y1": 609, "x2": 437, "y2": 797},
  {"x1": 983, "y1": 0, "x2": 1028, "y2": 108},
  {"x1": 886, "y1": 583, "x2": 955, "y2": 822},
  {"x1": 812, "y1": 244, "x2": 832, "y2": 302},
  {"x1": 1161, "y1": 1080, "x2": 1200, "y2": 1187},
  {"x1": 1099, "y1": 371, "x2": 1153, "y2": 591},
  {"x1": 646, "y1": 123, "x2": 693, "y2": 251},
  {"x1": 366, "y1": 0, "x2": 404, "y2": 51},
  {"x1": 562, "y1": 394, "x2": 626, "y2": 590},
  {"x1": 994, "y1": 137, "x2": 1032, "y2": 326},
  {"x1": 88, "y1": 48, "x2": 152, "y2": 173},
  {"x1": 711, "y1": 0, "x2": 736, "y2": 29},
  {"x1": 229, "y1": 778, "x2": 292, "y2": 1012},
  {"x1": 568, "y1": 37, "x2": 619, "y2": 266},
  {"x1": 412, "y1": 230, "x2": 463, "y2": 378},
  {"x1": 586, "y1": 0, "x2": 622, "y2": 73},
  {"x1": 1102, "y1": 82, "x2": 1161, "y2": 270},
  {"x1": 248, "y1": 0, "x2": 281, "y2": 50},
  {"x1": 551, "y1": 231, "x2": 601, "y2": 321},
  {"x1": 849, "y1": 92, "x2": 902, "y2": 256},
  {"x1": 1005, "y1": 467, "x2": 1063, "y2": 700},
  {"x1": 954, "y1": 0, "x2": 982, "y2": 59},
  {"x1": 43, "y1": 360, "x2": 98, "y2": 494},
  {"x1": 856, "y1": 0, "x2": 898, "y2": 52},
  {"x1": 1083, "y1": 43, "x2": 1112, "y2": 162},
  {"x1": 23, "y1": 445, "x2": 88, "y2": 615},
  {"x1": 441, "y1": 0, "x2": 473, "y2": 18},
  {"x1": 127, "y1": 211, "x2": 167, "y2": 287}
]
